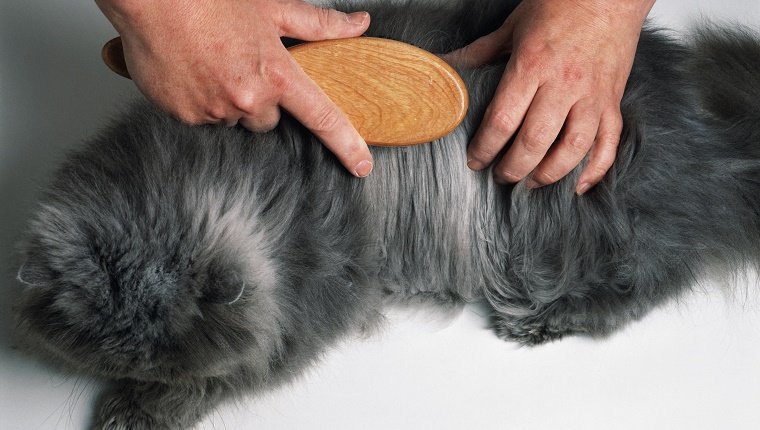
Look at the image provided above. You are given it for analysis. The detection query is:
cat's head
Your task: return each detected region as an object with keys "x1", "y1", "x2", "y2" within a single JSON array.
[{"x1": 14, "y1": 138, "x2": 285, "y2": 382}]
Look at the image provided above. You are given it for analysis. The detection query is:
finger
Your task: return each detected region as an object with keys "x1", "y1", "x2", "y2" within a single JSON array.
[
  {"x1": 239, "y1": 106, "x2": 282, "y2": 132},
  {"x1": 278, "y1": 2, "x2": 370, "y2": 40},
  {"x1": 201, "y1": 102, "x2": 244, "y2": 127},
  {"x1": 493, "y1": 86, "x2": 574, "y2": 183},
  {"x1": 466, "y1": 61, "x2": 537, "y2": 170},
  {"x1": 280, "y1": 62, "x2": 373, "y2": 177},
  {"x1": 576, "y1": 108, "x2": 623, "y2": 195},
  {"x1": 528, "y1": 99, "x2": 601, "y2": 188},
  {"x1": 442, "y1": 19, "x2": 514, "y2": 67},
  {"x1": 171, "y1": 106, "x2": 216, "y2": 126}
]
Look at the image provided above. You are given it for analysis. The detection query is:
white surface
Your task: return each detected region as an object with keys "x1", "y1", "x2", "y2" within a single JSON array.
[{"x1": 2, "y1": 1, "x2": 760, "y2": 429}]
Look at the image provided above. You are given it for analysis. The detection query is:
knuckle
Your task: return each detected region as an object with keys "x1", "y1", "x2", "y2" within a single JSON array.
[
  {"x1": 606, "y1": 110, "x2": 625, "y2": 133},
  {"x1": 205, "y1": 103, "x2": 228, "y2": 121},
  {"x1": 520, "y1": 138, "x2": 545, "y2": 157},
  {"x1": 175, "y1": 110, "x2": 203, "y2": 125},
  {"x1": 310, "y1": 105, "x2": 342, "y2": 132},
  {"x1": 261, "y1": 112, "x2": 282, "y2": 131},
  {"x1": 513, "y1": 42, "x2": 545, "y2": 72},
  {"x1": 314, "y1": 7, "x2": 333, "y2": 37},
  {"x1": 495, "y1": 166, "x2": 522, "y2": 183},
  {"x1": 584, "y1": 151, "x2": 617, "y2": 183},
  {"x1": 598, "y1": 131, "x2": 621, "y2": 148},
  {"x1": 531, "y1": 169, "x2": 558, "y2": 185},
  {"x1": 229, "y1": 90, "x2": 259, "y2": 114},
  {"x1": 266, "y1": 108, "x2": 282, "y2": 126},
  {"x1": 341, "y1": 142, "x2": 365, "y2": 160},
  {"x1": 246, "y1": 120, "x2": 277, "y2": 133},
  {"x1": 598, "y1": 151, "x2": 618, "y2": 170},
  {"x1": 469, "y1": 144, "x2": 498, "y2": 163},
  {"x1": 524, "y1": 122, "x2": 550, "y2": 143},
  {"x1": 566, "y1": 132, "x2": 592, "y2": 154},
  {"x1": 260, "y1": 122, "x2": 279, "y2": 132},
  {"x1": 242, "y1": 113, "x2": 280, "y2": 133},
  {"x1": 487, "y1": 108, "x2": 519, "y2": 137},
  {"x1": 244, "y1": 107, "x2": 281, "y2": 131},
  {"x1": 521, "y1": 126, "x2": 551, "y2": 155},
  {"x1": 585, "y1": 165, "x2": 609, "y2": 183}
]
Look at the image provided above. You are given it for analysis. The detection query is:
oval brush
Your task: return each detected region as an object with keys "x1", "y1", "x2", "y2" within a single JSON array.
[{"x1": 102, "y1": 36, "x2": 468, "y2": 146}]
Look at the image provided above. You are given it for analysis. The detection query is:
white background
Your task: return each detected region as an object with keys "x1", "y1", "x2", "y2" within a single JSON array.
[{"x1": 2, "y1": 1, "x2": 760, "y2": 429}]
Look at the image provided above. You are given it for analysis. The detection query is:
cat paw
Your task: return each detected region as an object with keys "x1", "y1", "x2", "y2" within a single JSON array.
[
  {"x1": 91, "y1": 393, "x2": 168, "y2": 430},
  {"x1": 492, "y1": 315, "x2": 577, "y2": 346}
]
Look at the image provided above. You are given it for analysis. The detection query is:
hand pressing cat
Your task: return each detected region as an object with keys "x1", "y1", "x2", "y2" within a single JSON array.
[{"x1": 95, "y1": 0, "x2": 375, "y2": 178}]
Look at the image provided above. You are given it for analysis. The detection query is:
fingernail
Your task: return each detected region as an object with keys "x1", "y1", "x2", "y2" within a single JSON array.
[
  {"x1": 354, "y1": 160, "x2": 373, "y2": 177},
  {"x1": 346, "y1": 11, "x2": 368, "y2": 25},
  {"x1": 526, "y1": 178, "x2": 541, "y2": 189},
  {"x1": 576, "y1": 182, "x2": 591, "y2": 195},
  {"x1": 467, "y1": 159, "x2": 484, "y2": 171}
]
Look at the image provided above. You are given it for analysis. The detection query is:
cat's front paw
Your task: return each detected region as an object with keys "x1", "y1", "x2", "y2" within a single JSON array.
[
  {"x1": 493, "y1": 319, "x2": 568, "y2": 346},
  {"x1": 91, "y1": 390, "x2": 169, "y2": 430},
  {"x1": 493, "y1": 315, "x2": 571, "y2": 345}
]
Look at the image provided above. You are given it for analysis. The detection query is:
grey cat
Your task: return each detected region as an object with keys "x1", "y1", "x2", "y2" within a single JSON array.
[{"x1": 12, "y1": 0, "x2": 760, "y2": 428}]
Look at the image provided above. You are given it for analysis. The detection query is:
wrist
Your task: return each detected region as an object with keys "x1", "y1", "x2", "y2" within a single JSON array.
[
  {"x1": 627, "y1": 0, "x2": 656, "y2": 21},
  {"x1": 95, "y1": 0, "x2": 194, "y2": 34},
  {"x1": 574, "y1": 0, "x2": 654, "y2": 36},
  {"x1": 576, "y1": 0, "x2": 654, "y2": 23},
  {"x1": 606, "y1": 0, "x2": 655, "y2": 22}
]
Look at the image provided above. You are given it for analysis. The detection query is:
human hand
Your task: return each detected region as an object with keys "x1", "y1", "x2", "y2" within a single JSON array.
[
  {"x1": 445, "y1": 0, "x2": 654, "y2": 194},
  {"x1": 95, "y1": 0, "x2": 374, "y2": 177}
]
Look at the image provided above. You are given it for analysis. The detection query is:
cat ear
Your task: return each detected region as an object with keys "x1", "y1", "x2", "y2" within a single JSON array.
[
  {"x1": 204, "y1": 282, "x2": 247, "y2": 305},
  {"x1": 16, "y1": 260, "x2": 50, "y2": 287},
  {"x1": 201, "y1": 266, "x2": 248, "y2": 305}
]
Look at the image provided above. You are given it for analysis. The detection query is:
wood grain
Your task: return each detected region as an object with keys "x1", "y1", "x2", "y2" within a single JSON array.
[
  {"x1": 288, "y1": 37, "x2": 468, "y2": 146},
  {"x1": 102, "y1": 36, "x2": 468, "y2": 146}
]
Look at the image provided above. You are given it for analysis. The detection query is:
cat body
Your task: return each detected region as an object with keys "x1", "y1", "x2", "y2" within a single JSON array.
[{"x1": 13, "y1": 0, "x2": 760, "y2": 428}]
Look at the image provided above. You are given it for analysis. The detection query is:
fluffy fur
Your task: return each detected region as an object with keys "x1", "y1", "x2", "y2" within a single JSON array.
[{"x1": 13, "y1": 0, "x2": 760, "y2": 428}]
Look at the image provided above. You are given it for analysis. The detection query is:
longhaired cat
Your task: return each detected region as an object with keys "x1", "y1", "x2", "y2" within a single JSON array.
[{"x1": 13, "y1": 0, "x2": 760, "y2": 428}]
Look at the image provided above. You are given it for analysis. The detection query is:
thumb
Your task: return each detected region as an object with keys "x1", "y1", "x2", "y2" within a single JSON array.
[
  {"x1": 442, "y1": 20, "x2": 514, "y2": 68},
  {"x1": 278, "y1": 1, "x2": 370, "y2": 41}
]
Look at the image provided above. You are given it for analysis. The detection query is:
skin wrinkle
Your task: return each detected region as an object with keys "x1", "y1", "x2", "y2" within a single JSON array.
[
  {"x1": 450, "y1": 0, "x2": 654, "y2": 192},
  {"x1": 96, "y1": 0, "x2": 375, "y2": 176}
]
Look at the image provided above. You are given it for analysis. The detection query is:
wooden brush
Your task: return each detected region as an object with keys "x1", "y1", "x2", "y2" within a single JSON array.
[{"x1": 102, "y1": 36, "x2": 468, "y2": 146}]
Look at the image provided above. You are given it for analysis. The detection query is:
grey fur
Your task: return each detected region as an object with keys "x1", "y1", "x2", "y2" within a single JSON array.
[{"x1": 12, "y1": 0, "x2": 760, "y2": 428}]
